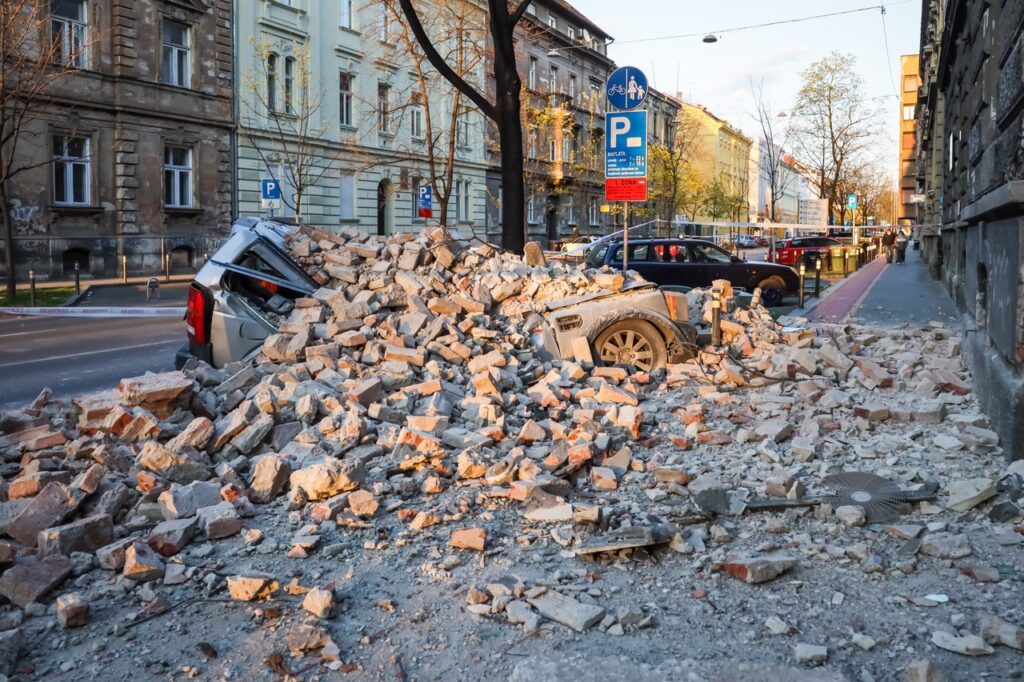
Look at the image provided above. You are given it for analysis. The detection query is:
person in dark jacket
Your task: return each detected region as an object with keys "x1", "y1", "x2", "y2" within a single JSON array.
[
  {"x1": 881, "y1": 228, "x2": 897, "y2": 263},
  {"x1": 895, "y1": 229, "x2": 909, "y2": 264}
]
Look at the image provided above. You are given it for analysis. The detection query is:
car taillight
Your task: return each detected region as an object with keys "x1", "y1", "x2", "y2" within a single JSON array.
[{"x1": 186, "y1": 286, "x2": 207, "y2": 345}]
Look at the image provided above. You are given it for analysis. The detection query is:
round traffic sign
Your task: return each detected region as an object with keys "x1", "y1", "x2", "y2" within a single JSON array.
[{"x1": 606, "y1": 66, "x2": 648, "y2": 111}]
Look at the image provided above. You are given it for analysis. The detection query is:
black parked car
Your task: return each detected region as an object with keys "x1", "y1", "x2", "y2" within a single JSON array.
[{"x1": 585, "y1": 238, "x2": 800, "y2": 306}]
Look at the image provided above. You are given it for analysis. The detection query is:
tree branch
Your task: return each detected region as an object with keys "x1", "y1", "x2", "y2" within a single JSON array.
[{"x1": 397, "y1": 0, "x2": 497, "y2": 121}]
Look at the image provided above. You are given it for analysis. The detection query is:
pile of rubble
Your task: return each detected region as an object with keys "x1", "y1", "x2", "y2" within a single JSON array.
[{"x1": 0, "y1": 226, "x2": 1021, "y2": 679}]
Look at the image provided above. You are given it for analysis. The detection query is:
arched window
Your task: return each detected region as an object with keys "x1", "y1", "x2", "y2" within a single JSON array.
[{"x1": 284, "y1": 57, "x2": 295, "y2": 114}]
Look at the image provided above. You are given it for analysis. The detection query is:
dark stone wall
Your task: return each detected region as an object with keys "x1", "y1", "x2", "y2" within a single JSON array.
[{"x1": 935, "y1": 0, "x2": 1024, "y2": 460}]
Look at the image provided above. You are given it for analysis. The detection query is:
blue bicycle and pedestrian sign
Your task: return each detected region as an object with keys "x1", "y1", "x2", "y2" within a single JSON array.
[{"x1": 606, "y1": 66, "x2": 648, "y2": 111}]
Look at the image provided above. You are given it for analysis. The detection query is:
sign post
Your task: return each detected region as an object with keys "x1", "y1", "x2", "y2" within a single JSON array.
[
  {"x1": 261, "y1": 178, "x2": 282, "y2": 216},
  {"x1": 605, "y1": 66, "x2": 649, "y2": 273},
  {"x1": 417, "y1": 185, "x2": 433, "y2": 219},
  {"x1": 847, "y1": 193, "x2": 859, "y2": 245}
]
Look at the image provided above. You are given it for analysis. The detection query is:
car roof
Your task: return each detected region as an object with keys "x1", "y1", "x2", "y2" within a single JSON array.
[{"x1": 604, "y1": 238, "x2": 718, "y2": 246}]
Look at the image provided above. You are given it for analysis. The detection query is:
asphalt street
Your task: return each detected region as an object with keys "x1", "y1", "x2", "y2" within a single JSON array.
[{"x1": 0, "y1": 282, "x2": 188, "y2": 411}]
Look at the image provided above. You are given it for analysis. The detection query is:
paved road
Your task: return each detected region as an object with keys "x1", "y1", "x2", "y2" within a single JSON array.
[{"x1": 0, "y1": 292, "x2": 186, "y2": 411}]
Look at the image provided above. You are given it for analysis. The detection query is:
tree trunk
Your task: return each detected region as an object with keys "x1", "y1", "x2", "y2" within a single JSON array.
[
  {"x1": 2, "y1": 182, "x2": 15, "y2": 302},
  {"x1": 491, "y1": 9, "x2": 525, "y2": 255}
]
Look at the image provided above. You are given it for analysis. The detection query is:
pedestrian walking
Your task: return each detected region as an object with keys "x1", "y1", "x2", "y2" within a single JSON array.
[
  {"x1": 895, "y1": 229, "x2": 909, "y2": 264},
  {"x1": 881, "y1": 228, "x2": 897, "y2": 263}
]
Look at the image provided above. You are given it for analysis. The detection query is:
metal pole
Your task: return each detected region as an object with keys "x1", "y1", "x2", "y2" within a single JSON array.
[
  {"x1": 29, "y1": 270, "x2": 35, "y2": 307},
  {"x1": 165, "y1": 254, "x2": 171, "y2": 282},
  {"x1": 122, "y1": 254, "x2": 127, "y2": 283},
  {"x1": 711, "y1": 292, "x2": 722, "y2": 346},
  {"x1": 74, "y1": 261, "x2": 81, "y2": 294},
  {"x1": 843, "y1": 249, "x2": 849, "y2": 277},
  {"x1": 814, "y1": 257, "x2": 822, "y2": 297},
  {"x1": 798, "y1": 262, "x2": 806, "y2": 308},
  {"x1": 622, "y1": 202, "x2": 629, "y2": 272}
]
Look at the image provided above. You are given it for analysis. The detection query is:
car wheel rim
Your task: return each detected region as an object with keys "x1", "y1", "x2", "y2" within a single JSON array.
[{"x1": 599, "y1": 330, "x2": 655, "y2": 371}]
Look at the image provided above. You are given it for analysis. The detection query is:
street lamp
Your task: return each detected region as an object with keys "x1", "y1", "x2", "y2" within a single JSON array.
[{"x1": 702, "y1": 34, "x2": 718, "y2": 43}]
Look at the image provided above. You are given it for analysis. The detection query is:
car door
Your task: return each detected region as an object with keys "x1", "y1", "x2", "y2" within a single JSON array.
[
  {"x1": 687, "y1": 241, "x2": 737, "y2": 286},
  {"x1": 608, "y1": 242, "x2": 655, "y2": 279}
]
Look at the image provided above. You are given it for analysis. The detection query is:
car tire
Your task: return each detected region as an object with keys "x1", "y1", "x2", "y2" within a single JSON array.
[
  {"x1": 593, "y1": 320, "x2": 667, "y2": 372},
  {"x1": 757, "y1": 277, "x2": 786, "y2": 307}
]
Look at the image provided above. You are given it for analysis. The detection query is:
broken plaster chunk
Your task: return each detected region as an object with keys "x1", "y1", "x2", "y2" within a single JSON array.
[
  {"x1": 227, "y1": 573, "x2": 279, "y2": 601},
  {"x1": 793, "y1": 643, "x2": 828, "y2": 663},
  {"x1": 723, "y1": 552, "x2": 798, "y2": 584},
  {"x1": 930, "y1": 631, "x2": 994, "y2": 656},
  {"x1": 527, "y1": 590, "x2": 605, "y2": 632},
  {"x1": 450, "y1": 528, "x2": 486, "y2": 552}
]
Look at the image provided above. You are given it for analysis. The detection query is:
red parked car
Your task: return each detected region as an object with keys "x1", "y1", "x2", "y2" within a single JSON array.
[{"x1": 767, "y1": 236, "x2": 841, "y2": 266}]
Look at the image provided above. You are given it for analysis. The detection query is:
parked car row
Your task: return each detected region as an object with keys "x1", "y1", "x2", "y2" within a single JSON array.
[{"x1": 766, "y1": 236, "x2": 843, "y2": 267}]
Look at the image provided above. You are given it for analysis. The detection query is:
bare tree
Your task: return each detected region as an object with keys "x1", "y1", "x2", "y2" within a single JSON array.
[
  {"x1": 790, "y1": 52, "x2": 880, "y2": 221},
  {"x1": 0, "y1": 0, "x2": 90, "y2": 301},
  {"x1": 398, "y1": 0, "x2": 535, "y2": 254},
  {"x1": 751, "y1": 79, "x2": 794, "y2": 222},
  {"x1": 647, "y1": 105, "x2": 703, "y2": 224},
  {"x1": 240, "y1": 40, "x2": 334, "y2": 223},
  {"x1": 383, "y1": 0, "x2": 487, "y2": 230}
]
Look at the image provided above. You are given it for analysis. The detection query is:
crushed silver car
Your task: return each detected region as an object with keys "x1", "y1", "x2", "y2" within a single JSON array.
[{"x1": 177, "y1": 219, "x2": 696, "y2": 371}]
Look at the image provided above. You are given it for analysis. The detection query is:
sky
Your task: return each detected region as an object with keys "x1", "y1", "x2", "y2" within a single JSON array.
[{"x1": 575, "y1": 0, "x2": 921, "y2": 176}]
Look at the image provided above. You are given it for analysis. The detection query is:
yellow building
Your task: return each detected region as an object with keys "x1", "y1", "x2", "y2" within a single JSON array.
[
  {"x1": 681, "y1": 102, "x2": 754, "y2": 224},
  {"x1": 898, "y1": 54, "x2": 920, "y2": 225}
]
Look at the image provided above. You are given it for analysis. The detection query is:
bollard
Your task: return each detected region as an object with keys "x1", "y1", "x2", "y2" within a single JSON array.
[
  {"x1": 29, "y1": 270, "x2": 35, "y2": 307},
  {"x1": 798, "y1": 261, "x2": 806, "y2": 308},
  {"x1": 122, "y1": 254, "x2": 127, "y2": 283},
  {"x1": 74, "y1": 261, "x2": 81, "y2": 295},
  {"x1": 147, "y1": 277, "x2": 160, "y2": 301},
  {"x1": 711, "y1": 292, "x2": 722, "y2": 346},
  {"x1": 814, "y1": 257, "x2": 822, "y2": 298},
  {"x1": 165, "y1": 254, "x2": 171, "y2": 282},
  {"x1": 843, "y1": 248, "x2": 849, "y2": 277}
]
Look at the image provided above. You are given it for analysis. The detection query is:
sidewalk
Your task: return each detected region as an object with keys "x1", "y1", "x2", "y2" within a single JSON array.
[
  {"x1": 805, "y1": 249, "x2": 958, "y2": 328},
  {"x1": 850, "y1": 248, "x2": 959, "y2": 329}
]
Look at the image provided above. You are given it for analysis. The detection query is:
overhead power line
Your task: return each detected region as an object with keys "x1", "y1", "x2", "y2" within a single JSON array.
[
  {"x1": 615, "y1": 1, "x2": 914, "y2": 45},
  {"x1": 879, "y1": 3, "x2": 901, "y2": 97}
]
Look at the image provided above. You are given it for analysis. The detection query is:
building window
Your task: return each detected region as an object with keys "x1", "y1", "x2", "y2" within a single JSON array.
[
  {"x1": 569, "y1": 74, "x2": 577, "y2": 100},
  {"x1": 549, "y1": 140, "x2": 556, "y2": 162},
  {"x1": 284, "y1": 57, "x2": 296, "y2": 114},
  {"x1": 51, "y1": 0, "x2": 88, "y2": 68},
  {"x1": 52, "y1": 135, "x2": 90, "y2": 206},
  {"x1": 549, "y1": 64, "x2": 559, "y2": 92},
  {"x1": 902, "y1": 105, "x2": 915, "y2": 121},
  {"x1": 566, "y1": 196, "x2": 575, "y2": 225},
  {"x1": 526, "y1": 3, "x2": 535, "y2": 15},
  {"x1": 160, "y1": 20, "x2": 190, "y2": 88},
  {"x1": 567, "y1": 27, "x2": 575, "y2": 41},
  {"x1": 379, "y1": 3, "x2": 391, "y2": 42},
  {"x1": 903, "y1": 74, "x2": 918, "y2": 92},
  {"x1": 461, "y1": 180, "x2": 470, "y2": 220},
  {"x1": 340, "y1": 0, "x2": 353, "y2": 28},
  {"x1": 528, "y1": 57, "x2": 537, "y2": 90},
  {"x1": 527, "y1": 195, "x2": 536, "y2": 223},
  {"x1": 339, "y1": 172, "x2": 355, "y2": 220},
  {"x1": 562, "y1": 138, "x2": 571, "y2": 163},
  {"x1": 452, "y1": 180, "x2": 462, "y2": 221},
  {"x1": 455, "y1": 111, "x2": 469, "y2": 146},
  {"x1": 378, "y1": 84, "x2": 391, "y2": 133},
  {"x1": 589, "y1": 201, "x2": 598, "y2": 224},
  {"x1": 547, "y1": 14, "x2": 556, "y2": 29},
  {"x1": 339, "y1": 73, "x2": 353, "y2": 127},
  {"x1": 410, "y1": 104, "x2": 424, "y2": 139},
  {"x1": 266, "y1": 53, "x2": 278, "y2": 112},
  {"x1": 163, "y1": 146, "x2": 193, "y2": 208}
]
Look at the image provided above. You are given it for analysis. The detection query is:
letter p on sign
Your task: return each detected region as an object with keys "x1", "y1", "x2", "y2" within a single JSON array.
[{"x1": 610, "y1": 117, "x2": 630, "y2": 148}]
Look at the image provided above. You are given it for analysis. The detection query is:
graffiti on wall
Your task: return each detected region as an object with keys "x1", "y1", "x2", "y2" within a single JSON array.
[{"x1": 8, "y1": 199, "x2": 45, "y2": 236}]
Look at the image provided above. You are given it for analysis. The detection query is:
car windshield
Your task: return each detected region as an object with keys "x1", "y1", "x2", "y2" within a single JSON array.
[
  {"x1": 689, "y1": 243, "x2": 733, "y2": 263},
  {"x1": 609, "y1": 243, "x2": 650, "y2": 262}
]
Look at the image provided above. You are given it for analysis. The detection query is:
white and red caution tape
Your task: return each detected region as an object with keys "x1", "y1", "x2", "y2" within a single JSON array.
[{"x1": 0, "y1": 306, "x2": 185, "y2": 318}]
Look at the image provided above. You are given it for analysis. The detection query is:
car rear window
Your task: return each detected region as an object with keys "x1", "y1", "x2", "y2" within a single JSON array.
[{"x1": 651, "y1": 243, "x2": 688, "y2": 262}]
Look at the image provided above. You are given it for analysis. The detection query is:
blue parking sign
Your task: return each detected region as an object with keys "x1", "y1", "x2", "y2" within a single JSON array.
[
  {"x1": 261, "y1": 179, "x2": 281, "y2": 200},
  {"x1": 417, "y1": 185, "x2": 433, "y2": 218}
]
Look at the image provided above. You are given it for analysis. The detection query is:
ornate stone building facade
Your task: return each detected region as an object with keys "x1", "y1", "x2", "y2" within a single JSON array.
[{"x1": 3, "y1": 0, "x2": 234, "y2": 279}]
